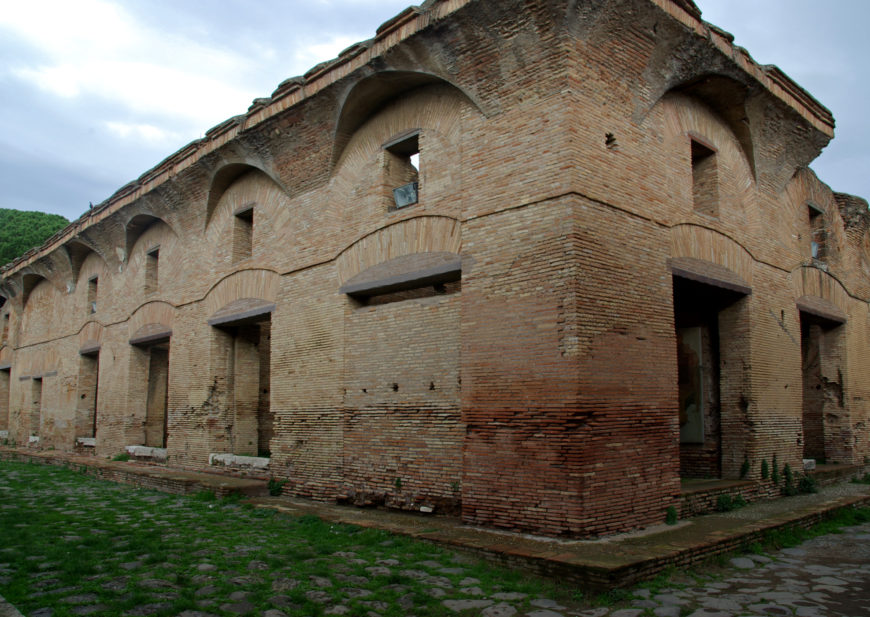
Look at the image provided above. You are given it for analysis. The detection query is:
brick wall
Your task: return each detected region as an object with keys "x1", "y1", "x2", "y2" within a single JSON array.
[{"x1": 0, "y1": 0, "x2": 867, "y2": 538}]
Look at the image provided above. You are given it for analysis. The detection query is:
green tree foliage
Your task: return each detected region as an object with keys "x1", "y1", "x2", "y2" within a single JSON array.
[{"x1": 0, "y1": 209, "x2": 69, "y2": 267}]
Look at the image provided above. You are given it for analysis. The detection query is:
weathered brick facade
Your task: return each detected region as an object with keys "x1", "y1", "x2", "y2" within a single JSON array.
[{"x1": 1, "y1": 0, "x2": 868, "y2": 538}]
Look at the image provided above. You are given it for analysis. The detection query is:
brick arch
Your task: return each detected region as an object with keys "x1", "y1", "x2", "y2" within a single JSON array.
[
  {"x1": 669, "y1": 224, "x2": 754, "y2": 287},
  {"x1": 335, "y1": 216, "x2": 461, "y2": 286},
  {"x1": 204, "y1": 169, "x2": 289, "y2": 270},
  {"x1": 658, "y1": 93, "x2": 756, "y2": 210},
  {"x1": 78, "y1": 321, "x2": 104, "y2": 354},
  {"x1": 790, "y1": 267, "x2": 850, "y2": 318},
  {"x1": 332, "y1": 71, "x2": 484, "y2": 170},
  {"x1": 129, "y1": 301, "x2": 175, "y2": 337},
  {"x1": 65, "y1": 239, "x2": 108, "y2": 286},
  {"x1": 205, "y1": 163, "x2": 290, "y2": 230},
  {"x1": 203, "y1": 269, "x2": 280, "y2": 317},
  {"x1": 125, "y1": 214, "x2": 177, "y2": 259}
]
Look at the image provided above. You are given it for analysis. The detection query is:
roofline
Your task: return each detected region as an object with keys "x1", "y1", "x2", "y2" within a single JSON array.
[{"x1": 0, "y1": 0, "x2": 837, "y2": 282}]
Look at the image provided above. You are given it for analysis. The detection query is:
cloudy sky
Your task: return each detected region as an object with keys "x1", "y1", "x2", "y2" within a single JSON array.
[{"x1": 1, "y1": 0, "x2": 867, "y2": 221}]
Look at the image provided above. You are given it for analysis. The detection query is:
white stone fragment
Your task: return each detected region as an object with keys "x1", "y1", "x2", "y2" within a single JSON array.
[
  {"x1": 208, "y1": 452, "x2": 270, "y2": 470},
  {"x1": 125, "y1": 445, "x2": 168, "y2": 462}
]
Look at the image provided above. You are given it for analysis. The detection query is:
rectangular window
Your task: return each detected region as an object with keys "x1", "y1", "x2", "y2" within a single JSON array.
[
  {"x1": 1, "y1": 313, "x2": 8, "y2": 344},
  {"x1": 691, "y1": 138, "x2": 719, "y2": 218},
  {"x1": 87, "y1": 276, "x2": 98, "y2": 314},
  {"x1": 384, "y1": 130, "x2": 420, "y2": 209},
  {"x1": 808, "y1": 202, "x2": 826, "y2": 261},
  {"x1": 145, "y1": 247, "x2": 159, "y2": 294},
  {"x1": 232, "y1": 205, "x2": 254, "y2": 263}
]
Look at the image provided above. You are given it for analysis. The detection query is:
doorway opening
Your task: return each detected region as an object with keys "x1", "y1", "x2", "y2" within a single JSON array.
[
  {"x1": 212, "y1": 316, "x2": 272, "y2": 457},
  {"x1": 673, "y1": 275, "x2": 747, "y2": 479},
  {"x1": 30, "y1": 377, "x2": 43, "y2": 437},
  {"x1": 76, "y1": 351, "x2": 100, "y2": 439},
  {"x1": 799, "y1": 311, "x2": 845, "y2": 463}
]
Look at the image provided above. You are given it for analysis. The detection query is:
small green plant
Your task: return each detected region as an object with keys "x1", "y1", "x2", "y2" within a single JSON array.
[
  {"x1": 449, "y1": 480, "x2": 460, "y2": 493},
  {"x1": 665, "y1": 505, "x2": 678, "y2": 525},
  {"x1": 267, "y1": 477, "x2": 287, "y2": 496},
  {"x1": 739, "y1": 458, "x2": 750, "y2": 479},
  {"x1": 715, "y1": 494, "x2": 747, "y2": 512},
  {"x1": 772, "y1": 454, "x2": 780, "y2": 485},
  {"x1": 761, "y1": 458, "x2": 769, "y2": 480},
  {"x1": 112, "y1": 452, "x2": 131, "y2": 462},
  {"x1": 798, "y1": 474, "x2": 818, "y2": 494},
  {"x1": 394, "y1": 477, "x2": 402, "y2": 490},
  {"x1": 715, "y1": 494, "x2": 733, "y2": 512},
  {"x1": 851, "y1": 473, "x2": 870, "y2": 485},
  {"x1": 783, "y1": 463, "x2": 797, "y2": 496}
]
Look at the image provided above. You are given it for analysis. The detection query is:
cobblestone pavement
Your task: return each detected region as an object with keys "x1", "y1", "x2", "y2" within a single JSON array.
[
  {"x1": 584, "y1": 521, "x2": 870, "y2": 617},
  {"x1": 1, "y1": 461, "x2": 869, "y2": 617}
]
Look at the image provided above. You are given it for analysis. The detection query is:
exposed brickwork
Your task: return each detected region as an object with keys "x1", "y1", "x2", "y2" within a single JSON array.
[{"x1": 0, "y1": 0, "x2": 868, "y2": 538}]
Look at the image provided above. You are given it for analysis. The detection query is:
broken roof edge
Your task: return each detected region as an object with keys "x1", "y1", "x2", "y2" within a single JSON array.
[
  {"x1": 0, "y1": 0, "x2": 837, "y2": 283},
  {"x1": 649, "y1": 0, "x2": 835, "y2": 137}
]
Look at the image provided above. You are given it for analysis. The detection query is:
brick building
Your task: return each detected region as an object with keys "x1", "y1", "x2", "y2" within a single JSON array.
[{"x1": 1, "y1": 0, "x2": 868, "y2": 537}]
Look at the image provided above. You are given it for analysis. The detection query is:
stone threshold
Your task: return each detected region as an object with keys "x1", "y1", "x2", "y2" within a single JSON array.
[
  {"x1": 208, "y1": 453, "x2": 270, "y2": 472},
  {"x1": 125, "y1": 445, "x2": 167, "y2": 463}
]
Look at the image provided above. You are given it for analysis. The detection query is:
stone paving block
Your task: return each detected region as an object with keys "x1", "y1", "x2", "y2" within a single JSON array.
[
  {"x1": 443, "y1": 599, "x2": 493, "y2": 611},
  {"x1": 481, "y1": 603, "x2": 518, "y2": 617}
]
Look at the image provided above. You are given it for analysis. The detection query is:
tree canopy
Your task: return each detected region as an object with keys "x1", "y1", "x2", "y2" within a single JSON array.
[{"x1": 0, "y1": 208, "x2": 70, "y2": 268}]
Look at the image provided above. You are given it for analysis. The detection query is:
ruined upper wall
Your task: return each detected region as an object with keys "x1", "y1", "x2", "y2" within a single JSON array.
[{"x1": 0, "y1": 0, "x2": 841, "y2": 291}]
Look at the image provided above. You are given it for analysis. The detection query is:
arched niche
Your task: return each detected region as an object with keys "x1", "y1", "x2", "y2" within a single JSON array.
[
  {"x1": 667, "y1": 75, "x2": 755, "y2": 178},
  {"x1": 125, "y1": 214, "x2": 177, "y2": 259},
  {"x1": 332, "y1": 70, "x2": 483, "y2": 170},
  {"x1": 64, "y1": 239, "x2": 107, "y2": 285},
  {"x1": 21, "y1": 273, "x2": 53, "y2": 310},
  {"x1": 204, "y1": 163, "x2": 290, "y2": 230}
]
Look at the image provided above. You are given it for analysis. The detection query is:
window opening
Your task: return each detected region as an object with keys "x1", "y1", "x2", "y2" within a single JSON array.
[
  {"x1": 145, "y1": 247, "x2": 159, "y2": 294},
  {"x1": 87, "y1": 276, "x2": 98, "y2": 314},
  {"x1": 384, "y1": 130, "x2": 420, "y2": 209},
  {"x1": 690, "y1": 138, "x2": 719, "y2": 217},
  {"x1": 1, "y1": 313, "x2": 8, "y2": 344},
  {"x1": 808, "y1": 202, "x2": 826, "y2": 261},
  {"x1": 232, "y1": 205, "x2": 254, "y2": 263}
]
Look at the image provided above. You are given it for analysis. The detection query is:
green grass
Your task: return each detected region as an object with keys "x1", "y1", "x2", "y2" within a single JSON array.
[
  {"x1": 0, "y1": 461, "x2": 571, "y2": 617},
  {"x1": 2, "y1": 460, "x2": 868, "y2": 617}
]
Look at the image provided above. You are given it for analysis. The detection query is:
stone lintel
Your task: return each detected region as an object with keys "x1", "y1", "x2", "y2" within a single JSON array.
[
  {"x1": 129, "y1": 325, "x2": 172, "y2": 347},
  {"x1": 796, "y1": 295, "x2": 847, "y2": 325},
  {"x1": 669, "y1": 257, "x2": 752, "y2": 296},
  {"x1": 208, "y1": 299, "x2": 275, "y2": 327},
  {"x1": 340, "y1": 253, "x2": 462, "y2": 297}
]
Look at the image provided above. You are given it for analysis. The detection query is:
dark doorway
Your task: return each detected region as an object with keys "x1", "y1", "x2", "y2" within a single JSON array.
[{"x1": 673, "y1": 276, "x2": 745, "y2": 478}]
